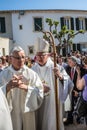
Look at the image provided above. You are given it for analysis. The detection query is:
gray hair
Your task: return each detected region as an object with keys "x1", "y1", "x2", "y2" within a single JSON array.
[
  {"x1": 10, "y1": 46, "x2": 24, "y2": 56},
  {"x1": 70, "y1": 56, "x2": 78, "y2": 63}
]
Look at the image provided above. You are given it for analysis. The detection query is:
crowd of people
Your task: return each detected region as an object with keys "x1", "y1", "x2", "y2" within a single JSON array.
[{"x1": 0, "y1": 38, "x2": 87, "y2": 130}]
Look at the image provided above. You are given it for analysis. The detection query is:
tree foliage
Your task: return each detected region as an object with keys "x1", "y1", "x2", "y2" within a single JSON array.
[{"x1": 43, "y1": 18, "x2": 85, "y2": 55}]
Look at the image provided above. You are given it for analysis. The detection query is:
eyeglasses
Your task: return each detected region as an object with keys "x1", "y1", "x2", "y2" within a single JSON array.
[
  {"x1": 36, "y1": 53, "x2": 48, "y2": 57},
  {"x1": 12, "y1": 56, "x2": 25, "y2": 60}
]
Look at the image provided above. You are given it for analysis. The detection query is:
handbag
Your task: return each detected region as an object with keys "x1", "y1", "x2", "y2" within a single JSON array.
[{"x1": 74, "y1": 94, "x2": 87, "y2": 118}]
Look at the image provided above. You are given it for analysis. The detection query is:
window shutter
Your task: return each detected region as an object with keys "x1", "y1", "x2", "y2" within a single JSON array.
[
  {"x1": 71, "y1": 18, "x2": 74, "y2": 30},
  {"x1": 85, "y1": 18, "x2": 87, "y2": 31},
  {"x1": 34, "y1": 18, "x2": 42, "y2": 31},
  {"x1": 60, "y1": 17, "x2": 64, "y2": 29},
  {"x1": 76, "y1": 18, "x2": 79, "y2": 30},
  {"x1": 0, "y1": 17, "x2": 6, "y2": 33},
  {"x1": 77, "y1": 44, "x2": 81, "y2": 51},
  {"x1": 73, "y1": 43, "x2": 76, "y2": 51}
]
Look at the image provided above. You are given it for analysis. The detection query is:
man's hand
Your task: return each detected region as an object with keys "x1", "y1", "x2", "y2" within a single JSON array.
[
  {"x1": 6, "y1": 74, "x2": 28, "y2": 93},
  {"x1": 53, "y1": 67, "x2": 63, "y2": 80},
  {"x1": 42, "y1": 80, "x2": 50, "y2": 96},
  {"x1": 43, "y1": 83, "x2": 50, "y2": 93}
]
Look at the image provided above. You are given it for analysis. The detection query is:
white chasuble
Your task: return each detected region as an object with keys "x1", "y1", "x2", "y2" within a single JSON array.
[
  {"x1": 0, "y1": 88, "x2": 13, "y2": 130},
  {"x1": 0, "y1": 65, "x2": 44, "y2": 130},
  {"x1": 32, "y1": 58, "x2": 70, "y2": 130}
]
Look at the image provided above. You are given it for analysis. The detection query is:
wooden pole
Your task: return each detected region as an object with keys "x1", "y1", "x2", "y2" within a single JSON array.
[{"x1": 44, "y1": 31, "x2": 60, "y2": 130}]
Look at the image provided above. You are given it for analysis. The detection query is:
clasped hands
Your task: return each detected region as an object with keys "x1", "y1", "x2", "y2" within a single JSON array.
[{"x1": 6, "y1": 74, "x2": 28, "y2": 93}]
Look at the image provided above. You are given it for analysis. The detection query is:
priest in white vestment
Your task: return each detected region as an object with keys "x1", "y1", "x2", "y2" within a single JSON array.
[
  {"x1": 32, "y1": 38, "x2": 71, "y2": 130},
  {"x1": 0, "y1": 46, "x2": 44, "y2": 130},
  {"x1": 0, "y1": 87, "x2": 13, "y2": 130}
]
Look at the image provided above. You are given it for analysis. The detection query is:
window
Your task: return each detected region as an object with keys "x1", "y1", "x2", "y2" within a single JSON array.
[
  {"x1": 0, "y1": 17, "x2": 6, "y2": 33},
  {"x1": 76, "y1": 18, "x2": 87, "y2": 30},
  {"x1": 79, "y1": 19, "x2": 85, "y2": 30},
  {"x1": 19, "y1": 25, "x2": 23, "y2": 30},
  {"x1": 64, "y1": 18, "x2": 70, "y2": 29},
  {"x1": 28, "y1": 46, "x2": 34, "y2": 54},
  {"x1": 34, "y1": 17, "x2": 43, "y2": 31},
  {"x1": 60, "y1": 17, "x2": 74, "y2": 30}
]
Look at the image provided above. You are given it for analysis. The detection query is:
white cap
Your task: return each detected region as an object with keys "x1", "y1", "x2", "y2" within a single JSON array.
[{"x1": 34, "y1": 37, "x2": 49, "y2": 54}]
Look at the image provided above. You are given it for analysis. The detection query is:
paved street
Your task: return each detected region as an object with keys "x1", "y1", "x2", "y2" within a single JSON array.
[{"x1": 65, "y1": 124, "x2": 87, "y2": 130}]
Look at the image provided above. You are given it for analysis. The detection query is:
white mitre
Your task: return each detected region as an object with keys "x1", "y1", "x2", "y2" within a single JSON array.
[{"x1": 34, "y1": 37, "x2": 49, "y2": 54}]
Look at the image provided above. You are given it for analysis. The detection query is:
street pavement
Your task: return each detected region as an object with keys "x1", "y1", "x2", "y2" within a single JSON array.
[{"x1": 65, "y1": 123, "x2": 87, "y2": 130}]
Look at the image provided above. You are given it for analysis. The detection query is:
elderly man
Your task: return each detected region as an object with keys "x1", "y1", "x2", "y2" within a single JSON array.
[
  {"x1": 32, "y1": 38, "x2": 71, "y2": 130},
  {"x1": 0, "y1": 46, "x2": 44, "y2": 130},
  {"x1": 64, "y1": 56, "x2": 82, "y2": 125}
]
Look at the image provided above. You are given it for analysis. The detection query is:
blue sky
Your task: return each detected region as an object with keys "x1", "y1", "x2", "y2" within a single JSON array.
[{"x1": 0, "y1": 0, "x2": 87, "y2": 10}]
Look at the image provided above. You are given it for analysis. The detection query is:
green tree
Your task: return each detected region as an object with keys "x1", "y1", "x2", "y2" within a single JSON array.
[{"x1": 43, "y1": 18, "x2": 85, "y2": 55}]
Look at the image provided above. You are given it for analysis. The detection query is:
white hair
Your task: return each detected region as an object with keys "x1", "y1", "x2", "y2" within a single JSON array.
[{"x1": 10, "y1": 46, "x2": 24, "y2": 56}]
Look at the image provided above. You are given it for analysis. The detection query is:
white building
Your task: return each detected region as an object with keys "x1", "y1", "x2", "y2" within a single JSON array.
[
  {"x1": 0, "y1": 9, "x2": 87, "y2": 57},
  {"x1": 0, "y1": 11, "x2": 13, "y2": 56},
  {"x1": 0, "y1": 37, "x2": 13, "y2": 56}
]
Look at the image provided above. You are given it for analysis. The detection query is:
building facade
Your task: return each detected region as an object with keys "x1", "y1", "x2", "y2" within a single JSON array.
[
  {"x1": 0, "y1": 9, "x2": 87, "y2": 57},
  {"x1": 0, "y1": 11, "x2": 13, "y2": 56}
]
